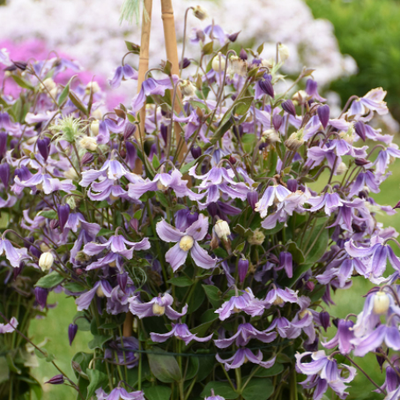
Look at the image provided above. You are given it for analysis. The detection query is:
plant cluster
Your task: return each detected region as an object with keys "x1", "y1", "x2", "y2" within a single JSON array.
[{"x1": 0, "y1": 9, "x2": 399, "y2": 400}]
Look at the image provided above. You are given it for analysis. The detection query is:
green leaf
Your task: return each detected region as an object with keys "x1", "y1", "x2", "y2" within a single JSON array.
[
  {"x1": 38, "y1": 210, "x2": 57, "y2": 219},
  {"x1": 97, "y1": 228, "x2": 114, "y2": 237},
  {"x1": 241, "y1": 378, "x2": 273, "y2": 400},
  {"x1": 202, "y1": 41, "x2": 214, "y2": 55},
  {"x1": 234, "y1": 96, "x2": 254, "y2": 115},
  {"x1": 69, "y1": 91, "x2": 88, "y2": 116},
  {"x1": 64, "y1": 282, "x2": 86, "y2": 292},
  {"x1": 143, "y1": 386, "x2": 172, "y2": 400},
  {"x1": 133, "y1": 209, "x2": 143, "y2": 220},
  {"x1": 299, "y1": 217, "x2": 329, "y2": 264},
  {"x1": 88, "y1": 335, "x2": 112, "y2": 350},
  {"x1": 11, "y1": 75, "x2": 34, "y2": 90},
  {"x1": 152, "y1": 154, "x2": 160, "y2": 169},
  {"x1": 125, "y1": 41, "x2": 141, "y2": 54},
  {"x1": 185, "y1": 356, "x2": 199, "y2": 381},
  {"x1": 58, "y1": 75, "x2": 76, "y2": 107},
  {"x1": 188, "y1": 282, "x2": 205, "y2": 313},
  {"x1": 147, "y1": 347, "x2": 182, "y2": 383},
  {"x1": 167, "y1": 276, "x2": 194, "y2": 287},
  {"x1": 98, "y1": 321, "x2": 123, "y2": 330},
  {"x1": 286, "y1": 241, "x2": 305, "y2": 264},
  {"x1": 156, "y1": 192, "x2": 170, "y2": 208},
  {"x1": 201, "y1": 381, "x2": 237, "y2": 399},
  {"x1": 180, "y1": 154, "x2": 208, "y2": 175},
  {"x1": 254, "y1": 363, "x2": 284, "y2": 377},
  {"x1": 75, "y1": 317, "x2": 91, "y2": 332},
  {"x1": 35, "y1": 271, "x2": 64, "y2": 289},
  {"x1": 0, "y1": 357, "x2": 9, "y2": 384},
  {"x1": 86, "y1": 369, "x2": 108, "y2": 399},
  {"x1": 202, "y1": 284, "x2": 221, "y2": 308}
]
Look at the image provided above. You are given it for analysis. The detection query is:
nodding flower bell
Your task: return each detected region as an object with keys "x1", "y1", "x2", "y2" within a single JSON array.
[
  {"x1": 57, "y1": 204, "x2": 70, "y2": 232},
  {"x1": 205, "y1": 389, "x2": 225, "y2": 400},
  {"x1": 355, "y1": 121, "x2": 366, "y2": 141},
  {"x1": 190, "y1": 145, "x2": 202, "y2": 159},
  {"x1": 281, "y1": 99, "x2": 296, "y2": 116},
  {"x1": 193, "y1": 5, "x2": 208, "y2": 20},
  {"x1": 212, "y1": 53, "x2": 226, "y2": 72},
  {"x1": 37, "y1": 137, "x2": 51, "y2": 161},
  {"x1": 247, "y1": 191, "x2": 258, "y2": 210},
  {"x1": 81, "y1": 152, "x2": 94, "y2": 165},
  {"x1": 272, "y1": 114, "x2": 283, "y2": 131},
  {"x1": 238, "y1": 258, "x2": 249, "y2": 283},
  {"x1": 228, "y1": 31, "x2": 240, "y2": 42},
  {"x1": 117, "y1": 272, "x2": 128, "y2": 293},
  {"x1": 319, "y1": 311, "x2": 331, "y2": 331},
  {"x1": 258, "y1": 78, "x2": 274, "y2": 98},
  {"x1": 123, "y1": 122, "x2": 136, "y2": 141},
  {"x1": 34, "y1": 287, "x2": 48, "y2": 308},
  {"x1": 0, "y1": 163, "x2": 10, "y2": 188},
  {"x1": 68, "y1": 323, "x2": 78, "y2": 346},
  {"x1": 179, "y1": 57, "x2": 191, "y2": 69},
  {"x1": 39, "y1": 252, "x2": 54, "y2": 271},
  {"x1": 317, "y1": 104, "x2": 330, "y2": 129},
  {"x1": 90, "y1": 120, "x2": 99, "y2": 136}
]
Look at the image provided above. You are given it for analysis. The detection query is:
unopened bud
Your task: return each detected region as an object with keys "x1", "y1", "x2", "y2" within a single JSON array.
[
  {"x1": 281, "y1": 99, "x2": 296, "y2": 116},
  {"x1": 179, "y1": 58, "x2": 191, "y2": 69},
  {"x1": 278, "y1": 43, "x2": 289, "y2": 62},
  {"x1": 0, "y1": 163, "x2": 10, "y2": 188},
  {"x1": 68, "y1": 323, "x2": 78, "y2": 346},
  {"x1": 238, "y1": 258, "x2": 249, "y2": 283},
  {"x1": 86, "y1": 81, "x2": 101, "y2": 93},
  {"x1": 336, "y1": 162, "x2": 347, "y2": 175},
  {"x1": 239, "y1": 48, "x2": 248, "y2": 61},
  {"x1": 319, "y1": 311, "x2": 330, "y2": 331},
  {"x1": 258, "y1": 78, "x2": 274, "y2": 98},
  {"x1": 214, "y1": 219, "x2": 231, "y2": 241},
  {"x1": 318, "y1": 105, "x2": 330, "y2": 129},
  {"x1": 286, "y1": 179, "x2": 298, "y2": 193},
  {"x1": 37, "y1": 137, "x2": 51, "y2": 161},
  {"x1": 373, "y1": 291, "x2": 390, "y2": 315},
  {"x1": 355, "y1": 121, "x2": 366, "y2": 141},
  {"x1": 272, "y1": 114, "x2": 283, "y2": 131},
  {"x1": 64, "y1": 167, "x2": 79, "y2": 181},
  {"x1": 45, "y1": 374, "x2": 64, "y2": 385},
  {"x1": 228, "y1": 31, "x2": 240, "y2": 42},
  {"x1": 193, "y1": 5, "x2": 208, "y2": 20},
  {"x1": 90, "y1": 120, "x2": 100, "y2": 136},
  {"x1": 81, "y1": 152, "x2": 94, "y2": 165},
  {"x1": 117, "y1": 272, "x2": 128, "y2": 293},
  {"x1": 39, "y1": 252, "x2": 54, "y2": 271},
  {"x1": 180, "y1": 80, "x2": 197, "y2": 97},
  {"x1": 212, "y1": 54, "x2": 226, "y2": 72},
  {"x1": 41, "y1": 78, "x2": 56, "y2": 93},
  {"x1": 190, "y1": 145, "x2": 202, "y2": 159},
  {"x1": 34, "y1": 287, "x2": 48, "y2": 308},
  {"x1": 123, "y1": 122, "x2": 136, "y2": 141},
  {"x1": 248, "y1": 228, "x2": 265, "y2": 245},
  {"x1": 79, "y1": 137, "x2": 97, "y2": 151}
]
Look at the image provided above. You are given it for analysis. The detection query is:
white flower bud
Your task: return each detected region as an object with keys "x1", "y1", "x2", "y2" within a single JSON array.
[
  {"x1": 40, "y1": 77, "x2": 56, "y2": 92},
  {"x1": 92, "y1": 109, "x2": 103, "y2": 120},
  {"x1": 214, "y1": 219, "x2": 231, "y2": 241},
  {"x1": 40, "y1": 243, "x2": 50, "y2": 252},
  {"x1": 373, "y1": 291, "x2": 390, "y2": 315},
  {"x1": 230, "y1": 56, "x2": 247, "y2": 77},
  {"x1": 180, "y1": 80, "x2": 197, "y2": 98},
  {"x1": 193, "y1": 5, "x2": 208, "y2": 20},
  {"x1": 66, "y1": 196, "x2": 77, "y2": 210},
  {"x1": 248, "y1": 229, "x2": 265, "y2": 246},
  {"x1": 86, "y1": 81, "x2": 101, "y2": 93},
  {"x1": 90, "y1": 120, "x2": 99, "y2": 136},
  {"x1": 179, "y1": 235, "x2": 194, "y2": 251},
  {"x1": 212, "y1": 53, "x2": 226, "y2": 72},
  {"x1": 79, "y1": 137, "x2": 98, "y2": 151},
  {"x1": 285, "y1": 129, "x2": 305, "y2": 151},
  {"x1": 64, "y1": 167, "x2": 79, "y2": 181},
  {"x1": 261, "y1": 59, "x2": 274, "y2": 69},
  {"x1": 336, "y1": 162, "x2": 347, "y2": 175},
  {"x1": 49, "y1": 87, "x2": 58, "y2": 98},
  {"x1": 152, "y1": 303, "x2": 166, "y2": 316},
  {"x1": 278, "y1": 44, "x2": 290, "y2": 62},
  {"x1": 292, "y1": 90, "x2": 308, "y2": 104},
  {"x1": 39, "y1": 252, "x2": 54, "y2": 271},
  {"x1": 262, "y1": 129, "x2": 281, "y2": 144}
]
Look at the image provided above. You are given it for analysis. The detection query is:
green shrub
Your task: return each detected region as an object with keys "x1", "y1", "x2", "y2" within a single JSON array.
[{"x1": 307, "y1": 0, "x2": 400, "y2": 119}]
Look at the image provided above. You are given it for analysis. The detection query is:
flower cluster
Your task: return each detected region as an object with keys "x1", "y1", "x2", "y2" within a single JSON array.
[{"x1": 0, "y1": 8, "x2": 398, "y2": 400}]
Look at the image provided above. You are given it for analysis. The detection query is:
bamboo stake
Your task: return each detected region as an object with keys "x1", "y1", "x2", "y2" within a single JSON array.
[
  {"x1": 160, "y1": 0, "x2": 187, "y2": 161},
  {"x1": 123, "y1": 0, "x2": 153, "y2": 338},
  {"x1": 133, "y1": 0, "x2": 153, "y2": 175}
]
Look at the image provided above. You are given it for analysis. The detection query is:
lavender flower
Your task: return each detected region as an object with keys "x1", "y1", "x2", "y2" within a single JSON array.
[
  {"x1": 95, "y1": 387, "x2": 144, "y2": 400},
  {"x1": 217, "y1": 348, "x2": 276, "y2": 371},
  {"x1": 0, "y1": 317, "x2": 18, "y2": 333},
  {"x1": 156, "y1": 214, "x2": 216, "y2": 271},
  {"x1": 150, "y1": 323, "x2": 213, "y2": 345},
  {"x1": 128, "y1": 293, "x2": 187, "y2": 320}
]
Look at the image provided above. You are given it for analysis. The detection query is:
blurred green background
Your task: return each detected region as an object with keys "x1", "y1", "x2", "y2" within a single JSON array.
[{"x1": 29, "y1": 0, "x2": 400, "y2": 399}]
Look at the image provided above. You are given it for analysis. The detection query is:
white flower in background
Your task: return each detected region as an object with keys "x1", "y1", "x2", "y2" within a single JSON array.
[{"x1": 0, "y1": 0, "x2": 356, "y2": 92}]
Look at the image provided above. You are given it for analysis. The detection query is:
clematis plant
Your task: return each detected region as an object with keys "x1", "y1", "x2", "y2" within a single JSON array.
[{"x1": 1, "y1": 4, "x2": 400, "y2": 400}]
